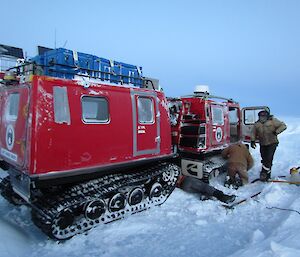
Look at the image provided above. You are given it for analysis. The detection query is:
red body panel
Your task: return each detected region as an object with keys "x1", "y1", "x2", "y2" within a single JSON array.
[
  {"x1": 0, "y1": 76, "x2": 172, "y2": 178},
  {"x1": 133, "y1": 94, "x2": 158, "y2": 153},
  {"x1": 0, "y1": 85, "x2": 29, "y2": 168},
  {"x1": 171, "y1": 96, "x2": 241, "y2": 154}
]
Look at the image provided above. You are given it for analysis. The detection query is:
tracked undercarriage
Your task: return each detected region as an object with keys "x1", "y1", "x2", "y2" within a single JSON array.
[{"x1": 0, "y1": 163, "x2": 179, "y2": 240}]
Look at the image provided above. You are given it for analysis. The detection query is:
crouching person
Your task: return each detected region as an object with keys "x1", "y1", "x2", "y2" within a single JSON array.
[
  {"x1": 178, "y1": 176, "x2": 236, "y2": 204},
  {"x1": 222, "y1": 143, "x2": 254, "y2": 188}
]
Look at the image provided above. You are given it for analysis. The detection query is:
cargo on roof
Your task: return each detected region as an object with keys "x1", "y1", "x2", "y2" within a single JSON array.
[
  {"x1": 0, "y1": 44, "x2": 24, "y2": 59},
  {"x1": 30, "y1": 48, "x2": 144, "y2": 87}
]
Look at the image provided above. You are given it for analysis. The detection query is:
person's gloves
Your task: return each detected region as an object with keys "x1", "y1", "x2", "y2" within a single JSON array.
[{"x1": 250, "y1": 141, "x2": 256, "y2": 149}]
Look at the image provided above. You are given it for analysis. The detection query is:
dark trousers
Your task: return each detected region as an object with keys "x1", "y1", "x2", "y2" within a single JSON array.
[
  {"x1": 260, "y1": 143, "x2": 278, "y2": 171},
  {"x1": 181, "y1": 177, "x2": 216, "y2": 196}
]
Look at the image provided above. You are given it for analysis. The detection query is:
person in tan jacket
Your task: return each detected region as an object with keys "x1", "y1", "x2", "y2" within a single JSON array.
[
  {"x1": 222, "y1": 143, "x2": 254, "y2": 187},
  {"x1": 251, "y1": 110, "x2": 287, "y2": 181}
]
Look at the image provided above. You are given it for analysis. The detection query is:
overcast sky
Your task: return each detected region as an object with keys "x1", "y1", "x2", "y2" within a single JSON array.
[{"x1": 2, "y1": 0, "x2": 300, "y2": 116}]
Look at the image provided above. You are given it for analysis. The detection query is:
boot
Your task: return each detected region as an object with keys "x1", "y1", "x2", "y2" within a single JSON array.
[
  {"x1": 234, "y1": 177, "x2": 243, "y2": 189},
  {"x1": 213, "y1": 190, "x2": 236, "y2": 204},
  {"x1": 224, "y1": 176, "x2": 235, "y2": 188},
  {"x1": 199, "y1": 194, "x2": 211, "y2": 201},
  {"x1": 224, "y1": 176, "x2": 241, "y2": 190},
  {"x1": 260, "y1": 167, "x2": 271, "y2": 182}
]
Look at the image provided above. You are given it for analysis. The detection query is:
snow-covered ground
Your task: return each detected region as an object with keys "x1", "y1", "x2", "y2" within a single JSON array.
[{"x1": 1, "y1": 117, "x2": 300, "y2": 257}]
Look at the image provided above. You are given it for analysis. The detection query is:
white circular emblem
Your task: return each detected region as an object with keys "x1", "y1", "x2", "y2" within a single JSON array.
[
  {"x1": 6, "y1": 125, "x2": 15, "y2": 151},
  {"x1": 215, "y1": 127, "x2": 223, "y2": 142}
]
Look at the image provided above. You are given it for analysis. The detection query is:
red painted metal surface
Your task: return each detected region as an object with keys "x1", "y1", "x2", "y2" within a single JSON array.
[
  {"x1": 171, "y1": 96, "x2": 242, "y2": 154},
  {"x1": 0, "y1": 85, "x2": 29, "y2": 168},
  {"x1": 134, "y1": 94, "x2": 158, "y2": 153},
  {"x1": 0, "y1": 75, "x2": 172, "y2": 177}
]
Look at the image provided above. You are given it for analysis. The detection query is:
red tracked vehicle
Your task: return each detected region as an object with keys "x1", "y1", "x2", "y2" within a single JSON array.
[
  {"x1": 168, "y1": 85, "x2": 267, "y2": 182},
  {"x1": 0, "y1": 48, "x2": 267, "y2": 240},
  {"x1": 0, "y1": 48, "x2": 179, "y2": 240}
]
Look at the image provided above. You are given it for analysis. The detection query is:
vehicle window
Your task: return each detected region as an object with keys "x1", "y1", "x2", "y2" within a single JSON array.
[
  {"x1": 6, "y1": 93, "x2": 20, "y2": 121},
  {"x1": 244, "y1": 109, "x2": 265, "y2": 125},
  {"x1": 53, "y1": 86, "x2": 71, "y2": 125},
  {"x1": 229, "y1": 108, "x2": 239, "y2": 124},
  {"x1": 82, "y1": 96, "x2": 109, "y2": 123},
  {"x1": 212, "y1": 106, "x2": 224, "y2": 125},
  {"x1": 138, "y1": 97, "x2": 154, "y2": 124}
]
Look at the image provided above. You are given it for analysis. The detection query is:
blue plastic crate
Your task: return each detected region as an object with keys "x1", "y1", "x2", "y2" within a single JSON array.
[
  {"x1": 77, "y1": 52, "x2": 94, "y2": 74},
  {"x1": 45, "y1": 49, "x2": 76, "y2": 79},
  {"x1": 93, "y1": 57, "x2": 103, "y2": 79},
  {"x1": 31, "y1": 48, "x2": 75, "y2": 79},
  {"x1": 30, "y1": 55, "x2": 44, "y2": 69},
  {"x1": 109, "y1": 60, "x2": 121, "y2": 84},
  {"x1": 30, "y1": 48, "x2": 143, "y2": 87},
  {"x1": 120, "y1": 62, "x2": 143, "y2": 87}
]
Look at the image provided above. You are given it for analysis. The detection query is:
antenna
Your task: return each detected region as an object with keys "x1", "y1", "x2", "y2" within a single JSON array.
[{"x1": 54, "y1": 28, "x2": 57, "y2": 49}]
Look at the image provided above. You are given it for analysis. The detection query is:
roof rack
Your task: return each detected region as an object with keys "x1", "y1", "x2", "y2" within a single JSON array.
[{"x1": 5, "y1": 61, "x2": 158, "y2": 90}]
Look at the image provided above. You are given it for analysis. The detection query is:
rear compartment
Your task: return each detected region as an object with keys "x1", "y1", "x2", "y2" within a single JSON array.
[
  {"x1": 1, "y1": 75, "x2": 173, "y2": 182},
  {"x1": 0, "y1": 84, "x2": 30, "y2": 170}
]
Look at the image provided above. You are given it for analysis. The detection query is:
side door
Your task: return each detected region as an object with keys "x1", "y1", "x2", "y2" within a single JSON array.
[
  {"x1": 131, "y1": 90, "x2": 160, "y2": 157},
  {"x1": 241, "y1": 106, "x2": 269, "y2": 142},
  {"x1": 0, "y1": 85, "x2": 30, "y2": 168},
  {"x1": 210, "y1": 104, "x2": 227, "y2": 147}
]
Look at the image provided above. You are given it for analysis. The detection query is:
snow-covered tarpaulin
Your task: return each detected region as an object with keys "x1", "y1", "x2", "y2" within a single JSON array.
[{"x1": 0, "y1": 118, "x2": 300, "y2": 257}]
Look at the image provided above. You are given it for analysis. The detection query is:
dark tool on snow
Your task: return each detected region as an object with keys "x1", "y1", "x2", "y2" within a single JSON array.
[
  {"x1": 222, "y1": 191, "x2": 262, "y2": 209},
  {"x1": 251, "y1": 178, "x2": 261, "y2": 184},
  {"x1": 268, "y1": 180, "x2": 300, "y2": 185}
]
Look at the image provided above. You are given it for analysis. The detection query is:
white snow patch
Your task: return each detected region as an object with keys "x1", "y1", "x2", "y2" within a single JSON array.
[
  {"x1": 195, "y1": 219, "x2": 208, "y2": 226},
  {"x1": 251, "y1": 229, "x2": 265, "y2": 243}
]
